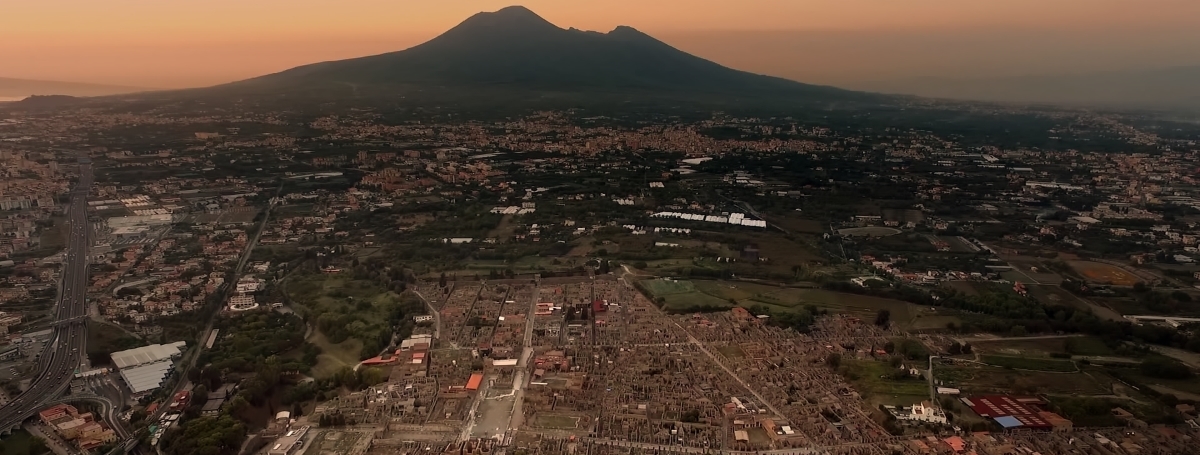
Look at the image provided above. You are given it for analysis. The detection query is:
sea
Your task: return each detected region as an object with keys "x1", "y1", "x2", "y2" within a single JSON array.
[{"x1": 0, "y1": 96, "x2": 28, "y2": 102}]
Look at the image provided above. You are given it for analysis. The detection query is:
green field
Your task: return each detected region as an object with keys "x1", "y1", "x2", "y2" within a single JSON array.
[
  {"x1": 638, "y1": 278, "x2": 927, "y2": 324},
  {"x1": 306, "y1": 331, "x2": 362, "y2": 378},
  {"x1": 978, "y1": 355, "x2": 1077, "y2": 372},
  {"x1": 839, "y1": 360, "x2": 931, "y2": 398},
  {"x1": 534, "y1": 414, "x2": 581, "y2": 429},
  {"x1": 284, "y1": 272, "x2": 424, "y2": 369},
  {"x1": 715, "y1": 344, "x2": 746, "y2": 359},
  {"x1": 972, "y1": 336, "x2": 1115, "y2": 358},
  {"x1": 938, "y1": 364, "x2": 1108, "y2": 395},
  {"x1": 640, "y1": 278, "x2": 698, "y2": 297}
]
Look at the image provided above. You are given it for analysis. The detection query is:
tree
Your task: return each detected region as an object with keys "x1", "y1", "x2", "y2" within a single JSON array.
[
  {"x1": 825, "y1": 353, "x2": 842, "y2": 368},
  {"x1": 191, "y1": 385, "x2": 209, "y2": 407},
  {"x1": 948, "y1": 341, "x2": 963, "y2": 355},
  {"x1": 358, "y1": 367, "x2": 387, "y2": 387},
  {"x1": 1010, "y1": 325, "x2": 1027, "y2": 337},
  {"x1": 874, "y1": 310, "x2": 890, "y2": 327},
  {"x1": 28, "y1": 436, "x2": 47, "y2": 455}
]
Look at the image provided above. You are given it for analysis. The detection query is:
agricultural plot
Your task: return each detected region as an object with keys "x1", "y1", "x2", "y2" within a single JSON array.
[
  {"x1": 971, "y1": 336, "x2": 1114, "y2": 358},
  {"x1": 837, "y1": 226, "x2": 900, "y2": 237},
  {"x1": 838, "y1": 360, "x2": 930, "y2": 402},
  {"x1": 937, "y1": 364, "x2": 1108, "y2": 396},
  {"x1": 1068, "y1": 261, "x2": 1140, "y2": 286},
  {"x1": 977, "y1": 354, "x2": 1077, "y2": 372}
]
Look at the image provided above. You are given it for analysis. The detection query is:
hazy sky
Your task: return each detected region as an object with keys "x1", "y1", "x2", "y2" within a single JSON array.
[{"x1": 3, "y1": 0, "x2": 1199, "y2": 89}]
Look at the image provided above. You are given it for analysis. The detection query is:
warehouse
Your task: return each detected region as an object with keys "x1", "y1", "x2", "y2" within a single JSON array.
[{"x1": 111, "y1": 341, "x2": 187, "y2": 395}]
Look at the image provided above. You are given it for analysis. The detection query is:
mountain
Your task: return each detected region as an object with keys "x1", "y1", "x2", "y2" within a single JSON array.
[
  {"x1": 857, "y1": 66, "x2": 1200, "y2": 110},
  {"x1": 217, "y1": 6, "x2": 869, "y2": 107},
  {"x1": 0, "y1": 77, "x2": 146, "y2": 98}
]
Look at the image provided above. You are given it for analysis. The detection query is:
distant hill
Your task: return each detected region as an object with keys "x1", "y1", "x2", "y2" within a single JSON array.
[
  {"x1": 0, "y1": 77, "x2": 146, "y2": 98},
  {"x1": 210, "y1": 6, "x2": 875, "y2": 108},
  {"x1": 857, "y1": 66, "x2": 1200, "y2": 110}
]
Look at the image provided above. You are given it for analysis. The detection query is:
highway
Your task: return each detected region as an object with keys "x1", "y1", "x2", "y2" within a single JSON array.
[{"x1": 0, "y1": 159, "x2": 94, "y2": 433}]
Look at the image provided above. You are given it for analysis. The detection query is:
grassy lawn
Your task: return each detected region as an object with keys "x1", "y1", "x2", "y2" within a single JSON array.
[
  {"x1": 693, "y1": 280, "x2": 778, "y2": 302},
  {"x1": 978, "y1": 355, "x2": 1077, "y2": 372},
  {"x1": 285, "y1": 272, "x2": 409, "y2": 364},
  {"x1": 534, "y1": 414, "x2": 580, "y2": 429},
  {"x1": 1063, "y1": 336, "x2": 1116, "y2": 356},
  {"x1": 640, "y1": 278, "x2": 698, "y2": 297},
  {"x1": 715, "y1": 344, "x2": 746, "y2": 359},
  {"x1": 746, "y1": 427, "x2": 773, "y2": 447},
  {"x1": 972, "y1": 336, "x2": 1115, "y2": 358},
  {"x1": 907, "y1": 314, "x2": 962, "y2": 331},
  {"x1": 661, "y1": 292, "x2": 731, "y2": 311},
  {"x1": 1124, "y1": 372, "x2": 1200, "y2": 401},
  {"x1": 307, "y1": 331, "x2": 363, "y2": 378},
  {"x1": 939, "y1": 364, "x2": 1108, "y2": 395},
  {"x1": 839, "y1": 360, "x2": 930, "y2": 398}
]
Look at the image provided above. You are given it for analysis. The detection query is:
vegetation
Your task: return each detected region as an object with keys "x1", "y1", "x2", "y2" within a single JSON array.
[
  {"x1": 285, "y1": 271, "x2": 427, "y2": 360},
  {"x1": 978, "y1": 355, "x2": 1077, "y2": 372},
  {"x1": 0, "y1": 430, "x2": 49, "y2": 455},
  {"x1": 1139, "y1": 356, "x2": 1194, "y2": 380},
  {"x1": 160, "y1": 415, "x2": 245, "y2": 455},
  {"x1": 200, "y1": 311, "x2": 313, "y2": 374},
  {"x1": 86, "y1": 321, "x2": 145, "y2": 366}
]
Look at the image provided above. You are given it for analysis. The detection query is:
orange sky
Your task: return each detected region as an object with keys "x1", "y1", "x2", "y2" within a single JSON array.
[{"x1": 3, "y1": 0, "x2": 1199, "y2": 88}]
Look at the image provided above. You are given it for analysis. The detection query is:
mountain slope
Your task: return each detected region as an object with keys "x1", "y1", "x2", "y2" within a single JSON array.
[
  {"x1": 223, "y1": 6, "x2": 864, "y2": 105},
  {"x1": 0, "y1": 77, "x2": 146, "y2": 98}
]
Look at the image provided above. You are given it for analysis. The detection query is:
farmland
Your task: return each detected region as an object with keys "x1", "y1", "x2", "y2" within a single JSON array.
[
  {"x1": 837, "y1": 226, "x2": 901, "y2": 237},
  {"x1": 936, "y1": 363, "x2": 1109, "y2": 396},
  {"x1": 977, "y1": 354, "x2": 1078, "y2": 372},
  {"x1": 1068, "y1": 261, "x2": 1141, "y2": 286},
  {"x1": 638, "y1": 278, "x2": 926, "y2": 323},
  {"x1": 970, "y1": 336, "x2": 1116, "y2": 358}
]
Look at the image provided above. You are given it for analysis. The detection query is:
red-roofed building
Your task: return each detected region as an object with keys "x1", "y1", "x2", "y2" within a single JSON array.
[
  {"x1": 961, "y1": 395, "x2": 1070, "y2": 430},
  {"x1": 943, "y1": 436, "x2": 966, "y2": 452},
  {"x1": 39, "y1": 404, "x2": 78, "y2": 425},
  {"x1": 465, "y1": 373, "x2": 483, "y2": 391}
]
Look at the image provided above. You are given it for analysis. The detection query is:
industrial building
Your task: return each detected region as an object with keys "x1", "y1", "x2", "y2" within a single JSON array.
[
  {"x1": 110, "y1": 341, "x2": 187, "y2": 394},
  {"x1": 961, "y1": 395, "x2": 1072, "y2": 431}
]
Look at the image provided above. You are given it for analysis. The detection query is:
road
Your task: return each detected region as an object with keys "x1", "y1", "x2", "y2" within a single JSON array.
[
  {"x1": 506, "y1": 280, "x2": 540, "y2": 433},
  {"x1": 0, "y1": 159, "x2": 94, "y2": 433},
  {"x1": 148, "y1": 189, "x2": 280, "y2": 424}
]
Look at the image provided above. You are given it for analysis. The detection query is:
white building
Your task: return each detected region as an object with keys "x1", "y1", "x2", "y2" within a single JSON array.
[{"x1": 886, "y1": 401, "x2": 948, "y2": 425}]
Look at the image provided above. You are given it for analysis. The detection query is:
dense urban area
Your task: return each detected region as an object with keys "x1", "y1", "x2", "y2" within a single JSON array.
[{"x1": 2, "y1": 98, "x2": 1200, "y2": 455}]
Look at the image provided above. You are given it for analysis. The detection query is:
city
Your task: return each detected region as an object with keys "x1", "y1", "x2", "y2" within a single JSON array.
[{"x1": 1, "y1": 3, "x2": 1200, "y2": 455}]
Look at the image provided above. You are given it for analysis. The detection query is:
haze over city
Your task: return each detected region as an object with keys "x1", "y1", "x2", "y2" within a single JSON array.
[{"x1": 4, "y1": 0, "x2": 1199, "y2": 92}]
